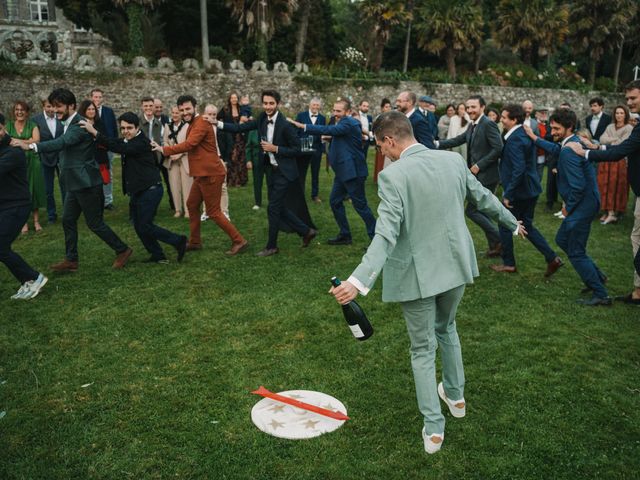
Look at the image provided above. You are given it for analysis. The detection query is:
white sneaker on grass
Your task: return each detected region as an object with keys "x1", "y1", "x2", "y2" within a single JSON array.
[
  {"x1": 200, "y1": 212, "x2": 209, "y2": 221},
  {"x1": 252, "y1": 205, "x2": 260, "y2": 211},
  {"x1": 438, "y1": 382, "x2": 466, "y2": 418},
  {"x1": 11, "y1": 273, "x2": 48, "y2": 300},
  {"x1": 422, "y1": 427, "x2": 444, "y2": 454}
]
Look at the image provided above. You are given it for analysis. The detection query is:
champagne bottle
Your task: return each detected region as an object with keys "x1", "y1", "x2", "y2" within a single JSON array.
[{"x1": 331, "y1": 276, "x2": 374, "y2": 341}]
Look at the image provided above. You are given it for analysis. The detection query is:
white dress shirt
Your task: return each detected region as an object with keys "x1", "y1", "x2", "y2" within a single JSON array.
[
  {"x1": 309, "y1": 110, "x2": 318, "y2": 125},
  {"x1": 44, "y1": 112, "x2": 57, "y2": 137},
  {"x1": 590, "y1": 114, "x2": 601, "y2": 136},
  {"x1": 266, "y1": 111, "x2": 278, "y2": 166}
]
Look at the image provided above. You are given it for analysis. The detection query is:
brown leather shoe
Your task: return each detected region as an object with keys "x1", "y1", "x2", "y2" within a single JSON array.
[
  {"x1": 256, "y1": 247, "x2": 279, "y2": 257},
  {"x1": 226, "y1": 240, "x2": 249, "y2": 256},
  {"x1": 302, "y1": 228, "x2": 318, "y2": 247},
  {"x1": 544, "y1": 256, "x2": 564, "y2": 277},
  {"x1": 112, "y1": 247, "x2": 133, "y2": 269},
  {"x1": 50, "y1": 259, "x2": 78, "y2": 273},
  {"x1": 485, "y1": 243, "x2": 502, "y2": 258},
  {"x1": 185, "y1": 243, "x2": 202, "y2": 252},
  {"x1": 489, "y1": 264, "x2": 517, "y2": 273},
  {"x1": 312, "y1": 197, "x2": 322, "y2": 204}
]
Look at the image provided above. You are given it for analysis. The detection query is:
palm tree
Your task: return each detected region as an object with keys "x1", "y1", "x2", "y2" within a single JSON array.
[
  {"x1": 112, "y1": 0, "x2": 165, "y2": 58},
  {"x1": 295, "y1": 0, "x2": 311, "y2": 64},
  {"x1": 414, "y1": 0, "x2": 484, "y2": 80},
  {"x1": 359, "y1": 0, "x2": 409, "y2": 72},
  {"x1": 226, "y1": 0, "x2": 299, "y2": 62},
  {"x1": 493, "y1": 0, "x2": 569, "y2": 68},
  {"x1": 568, "y1": 0, "x2": 637, "y2": 86}
]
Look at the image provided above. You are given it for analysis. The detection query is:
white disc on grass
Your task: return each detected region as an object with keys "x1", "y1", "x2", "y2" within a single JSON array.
[{"x1": 251, "y1": 389, "x2": 347, "y2": 439}]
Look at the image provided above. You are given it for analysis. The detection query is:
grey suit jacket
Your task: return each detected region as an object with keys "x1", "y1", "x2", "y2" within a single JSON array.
[
  {"x1": 437, "y1": 114, "x2": 503, "y2": 187},
  {"x1": 31, "y1": 112, "x2": 63, "y2": 167},
  {"x1": 351, "y1": 144, "x2": 518, "y2": 302}
]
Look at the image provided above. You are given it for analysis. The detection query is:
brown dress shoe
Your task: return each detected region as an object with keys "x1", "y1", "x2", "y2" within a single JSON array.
[
  {"x1": 256, "y1": 248, "x2": 279, "y2": 257},
  {"x1": 112, "y1": 247, "x2": 133, "y2": 269},
  {"x1": 544, "y1": 256, "x2": 564, "y2": 277},
  {"x1": 489, "y1": 264, "x2": 517, "y2": 273},
  {"x1": 226, "y1": 240, "x2": 249, "y2": 256},
  {"x1": 485, "y1": 243, "x2": 502, "y2": 258},
  {"x1": 50, "y1": 259, "x2": 78, "y2": 273},
  {"x1": 302, "y1": 228, "x2": 318, "y2": 247},
  {"x1": 185, "y1": 243, "x2": 202, "y2": 252},
  {"x1": 312, "y1": 197, "x2": 322, "y2": 204}
]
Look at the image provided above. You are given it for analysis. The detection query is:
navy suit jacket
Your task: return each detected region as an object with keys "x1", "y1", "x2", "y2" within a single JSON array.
[
  {"x1": 408, "y1": 110, "x2": 435, "y2": 149},
  {"x1": 306, "y1": 116, "x2": 367, "y2": 181},
  {"x1": 557, "y1": 135, "x2": 600, "y2": 218},
  {"x1": 589, "y1": 123, "x2": 640, "y2": 196},
  {"x1": 500, "y1": 126, "x2": 542, "y2": 201},
  {"x1": 295, "y1": 111, "x2": 326, "y2": 153},
  {"x1": 425, "y1": 110, "x2": 439, "y2": 140},
  {"x1": 585, "y1": 113, "x2": 612, "y2": 141},
  {"x1": 221, "y1": 111, "x2": 300, "y2": 181},
  {"x1": 31, "y1": 112, "x2": 63, "y2": 167},
  {"x1": 99, "y1": 105, "x2": 118, "y2": 139}
]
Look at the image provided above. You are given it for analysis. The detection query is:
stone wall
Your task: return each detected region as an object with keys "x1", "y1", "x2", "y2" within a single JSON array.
[{"x1": 0, "y1": 69, "x2": 625, "y2": 119}]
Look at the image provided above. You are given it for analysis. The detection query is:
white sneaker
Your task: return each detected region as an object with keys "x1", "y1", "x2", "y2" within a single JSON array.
[
  {"x1": 557, "y1": 214, "x2": 565, "y2": 219},
  {"x1": 223, "y1": 212, "x2": 230, "y2": 221},
  {"x1": 200, "y1": 212, "x2": 209, "y2": 221},
  {"x1": 422, "y1": 427, "x2": 444, "y2": 454},
  {"x1": 252, "y1": 205, "x2": 260, "y2": 211},
  {"x1": 12, "y1": 273, "x2": 48, "y2": 300},
  {"x1": 438, "y1": 382, "x2": 466, "y2": 418},
  {"x1": 553, "y1": 210, "x2": 563, "y2": 217}
]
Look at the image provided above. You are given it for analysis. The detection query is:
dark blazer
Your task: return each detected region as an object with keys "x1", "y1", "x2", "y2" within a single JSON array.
[
  {"x1": 221, "y1": 111, "x2": 300, "y2": 181},
  {"x1": 425, "y1": 110, "x2": 439, "y2": 140},
  {"x1": 99, "y1": 105, "x2": 118, "y2": 139},
  {"x1": 37, "y1": 113, "x2": 102, "y2": 192},
  {"x1": 296, "y1": 110, "x2": 326, "y2": 153},
  {"x1": 585, "y1": 113, "x2": 612, "y2": 141},
  {"x1": 31, "y1": 112, "x2": 63, "y2": 167},
  {"x1": 408, "y1": 110, "x2": 435, "y2": 149},
  {"x1": 588, "y1": 123, "x2": 640, "y2": 196},
  {"x1": 500, "y1": 126, "x2": 542, "y2": 201},
  {"x1": 557, "y1": 135, "x2": 600, "y2": 218},
  {"x1": 438, "y1": 114, "x2": 503, "y2": 186},
  {"x1": 96, "y1": 131, "x2": 160, "y2": 195},
  {"x1": 0, "y1": 136, "x2": 31, "y2": 209},
  {"x1": 305, "y1": 116, "x2": 366, "y2": 182}
]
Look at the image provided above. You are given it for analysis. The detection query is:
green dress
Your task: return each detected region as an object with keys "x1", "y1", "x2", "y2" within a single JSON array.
[{"x1": 7, "y1": 120, "x2": 46, "y2": 209}]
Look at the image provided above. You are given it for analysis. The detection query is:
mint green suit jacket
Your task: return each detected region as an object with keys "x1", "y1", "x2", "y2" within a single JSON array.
[{"x1": 351, "y1": 144, "x2": 518, "y2": 302}]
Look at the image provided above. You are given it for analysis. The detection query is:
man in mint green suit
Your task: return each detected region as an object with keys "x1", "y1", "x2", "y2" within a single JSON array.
[{"x1": 331, "y1": 112, "x2": 524, "y2": 454}]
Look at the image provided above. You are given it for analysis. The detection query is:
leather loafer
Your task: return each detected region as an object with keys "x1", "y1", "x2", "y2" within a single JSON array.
[
  {"x1": 615, "y1": 293, "x2": 640, "y2": 305},
  {"x1": 50, "y1": 259, "x2": 78, "y2": 273},
  {"x1": 489, "y1": 264, "x2": 517, "y2": 273},
  {"x1": 302, "y1": 228, "x2": 318, "y2": 248},
  {"x1": 185, "y1": 243, "x2": 202, "y2": 252},
  {"x1": 327, "y1": 236, "x2": 352, "y2": 245},
  {"x1": 256, "y1": 247, "x2": 279, "y2": 257},
  {"x1": 113, "y1": 247, "x2": 133, "y2": 269},
  {"x1": 226, "y1": 240, "x2": 249, "y2": 256},
  {"x1": 544, "y1": 256, "x2": 564, "y2": 277},
  {"x1": 175, "y1": 235, "x2": 187, "y2": 262},
  {"x1": 576, "y1": 296, "x2": 613, "y2": 306},
  {"x1": 485, "y1": 243, "x2": 502, "y2": 258}
]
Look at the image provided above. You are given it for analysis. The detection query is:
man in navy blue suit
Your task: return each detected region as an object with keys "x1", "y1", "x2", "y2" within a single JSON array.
[
  {"x1": 550, "y1": 109, "x2": 610, "y2": 306},
  {"x1": 396, "y1": 91, "x2": 435, "y2": 149},
  {"x1": 91, "y1": 88, "x2": 118, "y2": 209},
  {"x1": 31, "y1": 98, "x2": 64, "y2": 223},
  {"x1": 295, "y1": 98, "x2": 326, "y2": 203},
  {"x1": 418, "y1": 95, "x2": 439, "y2": 141},
  {"x1": 490, "y1": 104, "x2": 563, "y2": 276},
  {"x1": 291, "y1": 98, "x2": 376, "y2": 245}
]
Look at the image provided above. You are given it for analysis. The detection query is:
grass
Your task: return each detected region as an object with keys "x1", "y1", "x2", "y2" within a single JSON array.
[{"x1": 1, "y1": 153, "x2": 639, "y2": 479}]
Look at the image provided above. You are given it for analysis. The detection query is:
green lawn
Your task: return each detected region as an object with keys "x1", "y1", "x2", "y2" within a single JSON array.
[{"x1": 1, "y1": 156, "x2": 639, "y2": 479}]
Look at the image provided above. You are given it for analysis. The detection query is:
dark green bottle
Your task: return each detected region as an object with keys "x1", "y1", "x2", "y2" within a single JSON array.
[{"x1": 331, "y1": 277, "x2": 374, "y2": 341}]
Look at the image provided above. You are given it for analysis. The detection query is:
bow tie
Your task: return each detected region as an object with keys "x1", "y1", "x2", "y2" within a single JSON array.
[
  {"x1": 311, "y1": 114, "x2": 317, "y2": 118},
  {"x1": 267, "y1": 119, "x2": 274, "y2": 125}
]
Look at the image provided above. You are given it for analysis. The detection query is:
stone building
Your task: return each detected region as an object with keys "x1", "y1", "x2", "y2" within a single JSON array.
[{"x1": 0, "y1": 0, "x2": 111, "y2": 65}]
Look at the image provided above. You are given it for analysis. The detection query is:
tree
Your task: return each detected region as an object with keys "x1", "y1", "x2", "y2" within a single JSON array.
[
  {"x1": 358, "y1": 0, "x2": 409, "y2": 72},
  {"x1": 402, "y1": 0, "x2": 414, "y2": 73},
  {"x1": 493, "y1": 0, "x2": 569, "y2": 68},
  {"x1": 295, "y1": 0, "x2": 311, "y2": 64},
  {"x1": 414, "y1": 0, "x2": 484, "y2": 80},
  {"x1": 568, "y1": 0, "x2": 637, "y2": 86},
  {"x1": 112, "y1": 0, "x2": 165, "y2": 58},
  {"x1": 226, "y1": 0, "x2": 299, "y2": 63}
]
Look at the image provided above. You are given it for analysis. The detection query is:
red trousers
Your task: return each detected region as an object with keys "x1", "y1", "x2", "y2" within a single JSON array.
[{"x1": 187, "y1": 175, "x2": 244, "y2": 246}]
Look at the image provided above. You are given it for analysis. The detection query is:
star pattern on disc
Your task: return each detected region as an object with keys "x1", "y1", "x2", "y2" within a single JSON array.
[
  {"x1": 268, "y1": 404, "x2": 285, "y2": 413},
  {"x1": 269, "y1": 419, "x2": 285, "y2": 430},
  {"x1": 303, "y1": 419, "x2": 320, "y2": 430}
]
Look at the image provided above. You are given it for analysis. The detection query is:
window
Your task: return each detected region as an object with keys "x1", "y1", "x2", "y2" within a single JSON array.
[{"x1": 30, "y1": 0, "x2": 49, "y2": 22}]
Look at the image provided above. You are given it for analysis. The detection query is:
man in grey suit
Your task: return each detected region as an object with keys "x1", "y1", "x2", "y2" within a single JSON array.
[
  {"x1": 31, "y1": 98, "x2": 64, "y2": 223},
  {"x1": 437, "y1": 95, "x2": 504, "y2": 257},
  {"x1": 331, "y1": 111, "x2": 524, "y2": 454}
]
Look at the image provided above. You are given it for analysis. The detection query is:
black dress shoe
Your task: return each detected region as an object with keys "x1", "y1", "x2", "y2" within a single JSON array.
[
  {"x1": 175, "y1": 235, "x2": 187, "y2": 263},
  {"x1": 576, "y1": 296, "x2": 613, "y2": 306},
  {"x1": 302, "y1": 228, "x2": 318, "y2": 247},
  {"x1": 104, "y1": 204, "x2": 114, "y2": 211},
  {"x1": 614, "y1": 293, "x2": 640, "y2": 305},
  {"x1": 580, "y1": 275, "x2": 608, "y2": 294},
  {"x1": 327, "y1": 236, "x2": 352, "y2": 245},
  {"x1": 256, "y1": 247, "x2": 279, "y2": 257}
]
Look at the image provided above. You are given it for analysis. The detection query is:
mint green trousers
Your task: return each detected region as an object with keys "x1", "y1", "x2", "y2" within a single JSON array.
[{"x1": 401, "y1": 284, "x2": 466, "y2": 435}]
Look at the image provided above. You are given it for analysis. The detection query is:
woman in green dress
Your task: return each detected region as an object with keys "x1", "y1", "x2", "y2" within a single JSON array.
[{"x1": 7, "y1": 101, "x2": 46, "y2": 233}]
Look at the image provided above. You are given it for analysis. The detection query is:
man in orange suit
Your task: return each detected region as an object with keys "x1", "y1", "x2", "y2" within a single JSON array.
[{"x1": 151, "y1": 95, "x2": 248, "y2": 256}]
